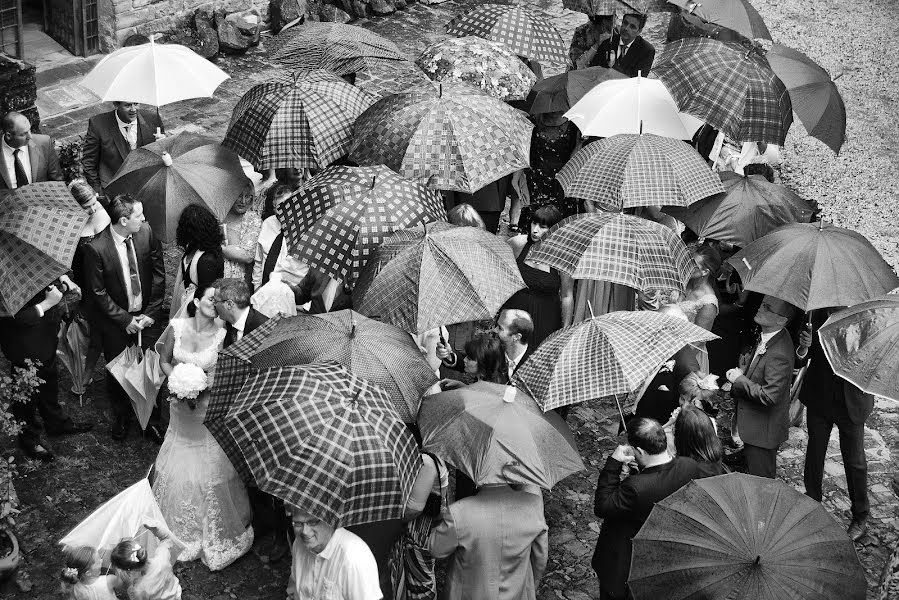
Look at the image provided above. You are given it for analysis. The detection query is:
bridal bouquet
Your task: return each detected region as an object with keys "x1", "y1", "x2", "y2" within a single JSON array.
[{"x1": 167, "y1": 363, "x2": 208, "y2": 409}]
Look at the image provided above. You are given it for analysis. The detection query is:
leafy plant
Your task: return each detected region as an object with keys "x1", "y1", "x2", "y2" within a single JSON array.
[
  {"x1": 0, "y1": 360, "x2": 41, "y2": 537},
  {"x1": 56, "y1": 137, "x2": 85, "y2": 183}
]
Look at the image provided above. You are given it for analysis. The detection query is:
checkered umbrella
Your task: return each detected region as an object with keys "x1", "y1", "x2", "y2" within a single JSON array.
[
  {"x1": 556, "y1": 133, "x2": 724, "y2": 210},
  {"x1": 653, "y1": 38, "x2": 792, "y2": 145},
  {"x1": 222, "y1": 70, "x2": 374, "y2": 172},
  {"x1": 527, "y1": 212, "x2": 695, "y2": 293},
  {"x1": 349, "y1": 81, "x2": 533, "y2": 194},
  {"x1": 0, "y1": 182, "x2": 88, "y2": 316},
  {"x1": 276, "y1": 164, "x2": 447, "y2": 284},
  {"x1": 526, "y1": 66, "x2": 627, "y2": 115},
  {"x1": 445, "y1": 4, "x2": 568, "y2": 64},
  {"x1": 513, "y1": 310, "x2": 718, "y2": 411},
  {"x1": 270, "y1": 22, "x2": 407, "y2": 76},
  {"x1": 416, "y1": 37, "x2": 537, "y2": 102},
  {"x1": 668, "y1": 0, "x2": 771, "y2": 41},
  {"x1": 353, "y1": 222, "x2": 526, "y2": 334},
  {"x1": 355, "y1": 60, "x2": 434, "y2": 98},
  {"x1": 219, "y1": 362, "x2": 421, "y2": 527},
  {"x1": 418, "y1": 381, "x2": 585, "y2": 489},
  {"x1": 562, "y1": 0, "x2": 652, "y2": 16}
]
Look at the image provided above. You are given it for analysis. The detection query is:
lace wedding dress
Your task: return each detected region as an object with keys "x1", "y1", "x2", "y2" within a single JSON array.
[{"x1": 152, "y1": 319, "x2": 254, "y2": 571}]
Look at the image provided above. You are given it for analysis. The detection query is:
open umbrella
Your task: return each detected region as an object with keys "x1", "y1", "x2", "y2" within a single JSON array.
[
  {"x1": 663, "y1": 171, "x2": 815, "y2": 247},
  {"x1": 270, "y1": 22, "x2": 407, "y2": 76},
  {"x1": 354, "y1": 60, "x2": 434, "y2": 98},
  {"x1": 353, "y1": 222, "x2": 526, "y2": 333},
  {"x1": 0, "y1": 182, "x2": 87, "y2": 317},
  {"x1": 350, "y1": 81, "x2": 533, "y2": 194},
  {"x1": 728, "y1": 222, "x2": 899, "y2": 311},
  {"x1": 526, "y1": 66, "x2": 627, "y2": 115},
  {"x1": 105, "y1": 131, "x2": 249, "y2": 242},
  {"x1": 219, "y1": 362, "x2": 421, "y2": 526},
  {"x1": 81, "y1": 38, "x2": 229, "y2": 106},
  {"x1": 563, "y1": 0, "x2": 649, "y2": 16},
  {"x1": 629, "y1": 473, "x2": 867, "y2": 599},
  {"x1": 556, "y1": 133, "x2": 724, "y2": 211},
  {"x1": 668, "y1": 0, "x2": 771, "y2": 41},
  {"x1": 418, "y1": 381, "x2": 584, "y2": 489}
]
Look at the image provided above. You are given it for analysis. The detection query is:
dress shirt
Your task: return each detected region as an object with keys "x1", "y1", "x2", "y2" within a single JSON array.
[
  {"x1": 232, "y1": 306, "x2": 250, "y2": 342},
  {"x1": 109, "y1": 227, "x2": 143, "y2": 312},
  {"x1": 618, "y1": 39, "x2": 635, "y2": 59},
  {"x1": 2, "y1": 138, "x2": 31, "y2": 188},
  {"x1": 287, "y1": 528, "x2": 382, "y2": 600},
  {"x1": 115, "y1": 111, "x2": 138, "y2": 150},
  {"x1": 505, "y1": 344, "x2": 529, "y2": 380},
  {"x1": 252, "y1": 215, "x2": 309, "y2": 290}
]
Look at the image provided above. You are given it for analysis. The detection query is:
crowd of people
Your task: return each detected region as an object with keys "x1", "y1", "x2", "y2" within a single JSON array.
[{"x1": 1, "y1": 3, "x2": 898, "y2": 600}]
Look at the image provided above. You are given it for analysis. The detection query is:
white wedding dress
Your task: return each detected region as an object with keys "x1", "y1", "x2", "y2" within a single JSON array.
[{"x1": 152, "y1": 319, "x2": 254, "y2": 571}]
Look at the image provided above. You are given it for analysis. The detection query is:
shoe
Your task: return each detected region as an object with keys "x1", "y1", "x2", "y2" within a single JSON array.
[
  {"x1": 21, "y1": 442, "x2": 54, "y2": 462},
  {"x1": 847, "y1": 519, "x2": 867, "y2": 542},
  {"x1": 111, "y1": 420, "x2": 129, "y2": 441},
  {"x1": 47, "y1": 420, "x2": 94, "y2": 437},
  {"x1": 143, "y1": 424, "x2": 165, "y2": 445}
]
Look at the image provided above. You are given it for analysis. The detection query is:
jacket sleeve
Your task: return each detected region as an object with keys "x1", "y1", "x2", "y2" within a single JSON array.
[
  {"x1": 428, "y1": 506, "x2": 461, "y2": 559},
  {"x1": 635, "y1": 43, "x2": 655, "y2": 77},
  {"x1": 732, "y1": 347, "x2": 793, "y2": 408},
  {"x1": 145, "y1": 230, "x2": 166, "y2": 321},
  {"x1": 81, "y1": 119, "x2": 102, "y2": 193},
  {"x1": 46, "y1": 138, "x2": 64, "y2": 182},
  {"x1": 530, "y1": 519, "x2": 549, "y2": 585},
  {"x1": 594, "y1": 457, "x2": 639, "y2": 518},
  {"x1": 83, "y1": 243, "x2": 132, "y2": 329}
]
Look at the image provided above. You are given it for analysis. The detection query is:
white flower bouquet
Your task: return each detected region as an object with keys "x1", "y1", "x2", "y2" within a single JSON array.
[{"x1": 167, "y1": 363, "x2": 208, "y2": 409}]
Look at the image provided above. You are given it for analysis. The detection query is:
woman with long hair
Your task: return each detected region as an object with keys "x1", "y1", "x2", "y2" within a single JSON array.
[
  {"x1": 170, "y1": 204, "x2": 224, "y2": 318},
  {"x1": 673, "y1": 405, "x2": 725, "y2": 469}
]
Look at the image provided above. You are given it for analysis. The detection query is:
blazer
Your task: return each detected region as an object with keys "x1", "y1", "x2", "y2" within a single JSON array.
[
  {"x1": 731, "y1": 329, "x2": 795, "y2": 449},
  {"x1": 81, "y1": 224, "x2": 165, "y2": 332},
  {"x1": 222, "y1": 307, "x2": 269, "y2": 349},
  {"x1": 0, "y1": 134, "x2": 63, "y2": 189},
  {"x1": 81, "y1": 109, "x2": 164, "y2": 194},
  {"x1": 0, "y1": 289, "x2": 60, "y2": 364},
  {"x1": 430, "y1": 485, "x2": 548, "y2": 600},
  {"x1": 589, "y1": 35, "x2": 656, "y2": 78},
  {"x1": 442, "y1": 343, "x2": 534, "y2": 380}
]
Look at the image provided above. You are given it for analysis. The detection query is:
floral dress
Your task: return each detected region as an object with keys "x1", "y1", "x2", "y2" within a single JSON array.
[
  {"x1": 526, "y1": 120, "x2": 579, "y2": 217},
  {"x1": 223, "y1": 210, "x2": 263, "y2": 285}
]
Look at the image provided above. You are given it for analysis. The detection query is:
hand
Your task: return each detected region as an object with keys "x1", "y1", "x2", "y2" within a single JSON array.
[
  {"x1": 726, "y1": 368, "x2": 744, "y2": 383},
  {"x1": 139, "y1": 315, "x2": 155, "y2": 329},
  {"x1": 439, "y1": 378, "x2": 464, "y2": 391},
  {"x1": 611, "y1": 444, "x2": 634, "y2": 463},
  {"x1": 59, "y1": 274, "x2": 80, "y2": 295},
  {"x1": 798, "y1": 324, "x2": 813, "y2": 349},
  {"x1": 126, "y1": 317, "x2": 142, "y2": 334},
  {"x1": 43, "y1": 285, "x2": 63, "y2": 309},
  {"x1": 435, "y1": 342, "x2": 453, "y2": 361}
]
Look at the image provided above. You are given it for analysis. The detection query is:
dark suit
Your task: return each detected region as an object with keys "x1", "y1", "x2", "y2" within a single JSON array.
[
  {"x1": 223, "y1": 307, "x2": 268, "y2": 348},
  {"x1": 731, "y1": 329, "x2": 795, "y2": 478},
  {"x1": 0, "y1": 135, "x2": 64, "y2": 189},
  {"x1": 81, "y1": 109, "x2": 164, "y2": 196},
  {"x1": 800, "y1": 310, "x2": 874, "y2": 521},
  {"x1": 589, "y1": 35, "x2": 656, "y2": 78},
  {"x1": 592, "y1": 455, "x2": 724, "y2": 599},
  {"x1": 442, "y1": 342, "x2": 534, "y2": 381}
]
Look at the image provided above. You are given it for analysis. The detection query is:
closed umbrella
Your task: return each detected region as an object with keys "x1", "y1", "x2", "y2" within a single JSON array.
[
  {"x1": 270, "y1": 22, "x2": 407, "y2": 76},
  {"x1": 526, "y1": 66, "x2": 627, "y2": 115},
  {"x1": 668, "y1": 0, "x2": 771, "y2": 41},
  {"x1": 57, "y1": 313, "x2": 93, "y2": 402}
]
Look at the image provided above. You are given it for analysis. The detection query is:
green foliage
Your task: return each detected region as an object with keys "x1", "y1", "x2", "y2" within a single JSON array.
[
  {"x1": 0, "y1": 360, "x2": 41, "y2": 534},
  {"x1": 56, "y1": 137, "x2": 85, "y2": 183}
]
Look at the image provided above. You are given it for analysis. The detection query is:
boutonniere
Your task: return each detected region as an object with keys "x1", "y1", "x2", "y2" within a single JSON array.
[{"x1": 757, "y1": 342, "x2": 767, "y2": 356}]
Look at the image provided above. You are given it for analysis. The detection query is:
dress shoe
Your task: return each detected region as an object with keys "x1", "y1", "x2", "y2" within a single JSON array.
[
  {"x1": 847, "y1": 519, "x2": 867, "y2": 542},
  {"x1": 111, "y1": 420, "x2": 129, "y2": 441},
  {"x1": 21, "y1": 442, "x2": 54, "y2": 462},
  {"x1": 47, "y1": 420, "x2": 94, "y2": 437},
  {"x1": 143, "y1": 424, "x2": 165, "y2": 445}
]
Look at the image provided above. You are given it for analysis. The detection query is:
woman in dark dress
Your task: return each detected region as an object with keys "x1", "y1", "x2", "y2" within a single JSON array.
[
  {"x1": 170, "y1": 205, "x2": 225, "y2": 318},
  {"x1": 518, "y1": 111, "x2": 580, "y2": 230}
]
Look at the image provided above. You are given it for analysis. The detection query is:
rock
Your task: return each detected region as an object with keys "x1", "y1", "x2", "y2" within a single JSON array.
[
  {"x1": 394, "y1": 0, "x2": 407, "y2": 8},
  {"x1": 370, "y1": 0, "x2": 395, "y2": 15},
  {"x1": 215, "y1": 11, "x2": 252, "y2": 54},
  {"x1": 351, "y1": 0, "x2": 367, "y2": 18},
  {"x1": 317, "y1": 4, "x2": 351, "y2": 23},
  {"x1": 192, "y1": 7, "x2": 220, "y2": 59},
  {"x1": 269, "y1": 0, "x2": 308, "y2": 34},
  {"x1": 229, "y1": 8, "x2": 262, "y2": 46}
]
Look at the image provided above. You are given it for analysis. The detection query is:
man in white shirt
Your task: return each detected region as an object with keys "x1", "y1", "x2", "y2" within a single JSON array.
[
  {"x1": 212, "y1": 278, "x2": 269, "y2": 348},
  {"x1": 437, "y1": 309, "x2": 535, "y2": 381},
  {"x1": 588, "y1": 12, "x2": 656, "y2": 77},
  {"x1": 286, "y1": 508, "x2": 382, "y2": 600},
  {"x1": 0, "y1": 111, "x2": 63, "y2": 190}
]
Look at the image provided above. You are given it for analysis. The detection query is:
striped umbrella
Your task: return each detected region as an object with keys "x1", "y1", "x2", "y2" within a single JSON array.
[
  {"x1": 668, "y1": 0, "x2": 771, "y2": 41},
  {"x1": 653, "y1": 38, "x2": 792, "y2": 145},
  {"x1": 219, "y1": 362, "x2": 421, "y2": 527},
  {"x1": 445, "y1": 3, "x2": 568, "y2": 64},
  {"x1": 276, "y1": 165, "x2": 446, "y2": 285},
  {"x1": 527, "y1": 212, "x2": 695, "y2": 294},
  {"x1": 222, "y1": 70, "x2": 374, "y2": 171},
  {"x1": 562, "y1": 0, "x2": 652, "y2": 16},
  {"x1": 270, "y1": 22, "x2": 407, "y2": 76},
  {"x1": 513, "y1": 311, "x2": 718, "y2": 411},
  {"x1": 349, "y1": 82, "x2": 533, "y2": 194},
  {"x1": 353, "y1": 222, "x2": 526, "y2": 334},
  {"x1": 556, "y1": 133, "x2": 724, "y2": 210}
]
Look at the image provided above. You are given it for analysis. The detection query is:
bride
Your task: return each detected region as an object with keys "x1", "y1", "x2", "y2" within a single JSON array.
[{"x1": 155, "y1": 283, "x2": 254, "y2": 571}]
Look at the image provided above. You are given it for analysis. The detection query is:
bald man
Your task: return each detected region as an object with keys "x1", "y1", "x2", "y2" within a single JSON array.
[{"x1": 0, "y1": 111, "x2": 63, "y2": 190}]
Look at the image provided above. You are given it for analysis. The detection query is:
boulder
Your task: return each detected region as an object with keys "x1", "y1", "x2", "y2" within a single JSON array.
[
  {"x1": 318, "y1": 4, "x2": 351, "y2": 22},
  {"x1": 229, "y1": 8, "x2": 262, "y2": 45},
  {"x1": 193, "y1": 8, "x2": 220, "y2": 58},
  {"x1": 370, "y1": 0, "x2": 395, "y2": 15},
  {"x1": 351, "y1": 0, "x2": 367, "y2": 18},
  {"x1": 215, "y1": 10, "x2": 252, "y2": 53},
  {"x1": 269, "y1": 0, "x2": 307, "y2": 34},
  {"x1": 394, "y1": 0, "x2": 407, "y2": 8}
]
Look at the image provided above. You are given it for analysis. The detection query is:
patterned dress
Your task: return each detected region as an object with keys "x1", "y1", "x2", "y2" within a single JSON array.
[
  {"x1": 223, "y1": 209, "x2": 263, "y2": 287},
  {"x1": 526, "y1": 120, "x2": 580, "y2": 217}
]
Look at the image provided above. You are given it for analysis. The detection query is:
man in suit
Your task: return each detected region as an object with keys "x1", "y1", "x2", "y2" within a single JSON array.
[
  {"x1": 589, "y1": 12, "x2": 656, "y2": 78},
  {"x1": 798, "y1": 308, "x2": 874, "y2": 541},
  {"x1": 0, "y1": 111, "x2": 63, "y2": 189},
  {"x1": 437, "y1": 309, "x2": 535, "y2": 380},
  {"x1": 81, "y1": 102, "x2": 165, "y2": 198},
  {"x1": 82, "y1": 194, "x2": 165, "y2": 440},
  {"x1": 592, "y1": 418, "x2": 722, "y2": 600},
  {"x1": 211, "y1": 278, "x2": 269, "y2": 347},
  {"x1": 726, "y1": 295, "x2": 797, "y2": 478}
]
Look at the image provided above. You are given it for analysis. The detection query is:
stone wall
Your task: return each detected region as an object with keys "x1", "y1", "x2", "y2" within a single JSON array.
[{"x1": 0, "y1": 53, "x2": 39, "y2": 132}]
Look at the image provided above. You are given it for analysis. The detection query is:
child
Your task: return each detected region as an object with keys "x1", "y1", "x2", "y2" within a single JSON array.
[
  {"x1": 60, "y1": 545, "x2": 119, "y2": 600},
  {"x1": 110, "y1": 518, "x2": 183, "y2": 600}
]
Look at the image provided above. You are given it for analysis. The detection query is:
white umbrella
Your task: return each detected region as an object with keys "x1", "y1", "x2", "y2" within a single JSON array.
[
  {"x1": 564, "y1": 75, "x2": 704, "y2": 140},
  {"x1": 81, "y1": 38, "x2": 229, "y2": 106}
]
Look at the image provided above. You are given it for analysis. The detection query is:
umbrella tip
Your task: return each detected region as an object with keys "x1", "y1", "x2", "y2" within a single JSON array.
[
  {"x1": 161, "y1": 152, "x2": 173, "y2": 167},
  {"x1": 753, "y1": 555, "x2": 761, "y2": 566},
  {"x1": 741, "y1": 257, "x2": 752, "y2": 271}
]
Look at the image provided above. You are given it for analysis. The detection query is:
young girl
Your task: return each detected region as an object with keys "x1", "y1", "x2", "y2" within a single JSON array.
[
  {"x1": 60, "y1": 545, "x2": 120, "y2": 600},
  {"x1": 110, "y1": 519, "x2": 183, "y2": 600}
]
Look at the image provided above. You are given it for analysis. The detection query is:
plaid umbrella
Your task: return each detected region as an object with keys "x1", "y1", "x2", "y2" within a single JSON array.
[
  {"x1": 355, "y1": 60, "x2": 434, "y2": 98},
  {"x1": 418, "y1": 381, "x2": 584, "y2": 489},
  {"x1": 513, "y1": 310, "x2": 718, "y2": 411},
  {"x1": 416, "y1": 37, "x2": 537, "y2": 102},
  {"x1": 220, "y1": 362, "x2": 421, "y2": 527},
  {"x1": 663, "y1": 171, "x2": 815, "y2": 247},
  {"x1": 562, "y1": 0, "x2": 651, "y2": 16},
  {"x1": 556, "y1": 133, "x2": 724, "y2": 210},
  {"x1": 0, "y1": 182, "x2": 87, "y2": 316},
  {"x1": 445, "y1": 4, "x2": 568, "y2": 64},
  {"x1": 222, "y1": 70, "x2": 374, "y2": 171},
  {"x1": 526, "y1": 66, "x2": 627, "y2": 115},
  {"x1": 353, "y1": 222, "x2": 526, "y2": 334},
  {"x1": 349, "y1": 82, "x2": 533, "y2": 194},
  {"x1": 653, "y1": 38, "x2": 792, "y2": 145},
  {"x1": 270, "y1": 22, "x2": 406, "y2": 76},
  {"x1": 728, "y1": 222, "x2": 899, "y2": 311},
  {"x1": 276, "y1": 164, "x2": 446, "y2": 284},
  {"x1": 105, "y1": 131, "x2": 249, "y2": 242},
  {"x1": 526, "y1": 212, "x2": 695, "y2": 293},
  {"x1": 668, "y1": 0, "x2": 771, "y2": 41}
]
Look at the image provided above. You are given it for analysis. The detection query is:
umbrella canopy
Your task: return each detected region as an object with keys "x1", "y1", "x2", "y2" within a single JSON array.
[
  {"x1": 527, "y1": 212, "x2": 695, "y2": 293},
  {"x1": 630, "y1": 473, "x2": 867, "y2": 600},
  {"x1": 556, "y1": 133, "x2": 724, "y2": 210},
  {"x1": 350, "y1": 82, "x2": 533, "y2": 194},
  {"x1": 663, "y1": 171, "x2": 815, "y2": 247},
  {"x1": 445, "y1": 3, "x2": 568, "y2": 64},
  {"x1": 526, "y1": 66, "x2": 627, "y2": 115},
  {"x1": 222, "y1": 70, "x2": 374, "y2": 171},
  {"x1": 562, "y1": 0, "x2": 649, "y2": 16},
  {"x1": 270, "y1": 22, "x2": 407, "y2": 76},
  {"x1": 221, "y1": 362, "x2": 421, "y2": 527},
  {"x1": 418, "y1": 381, "x2": 584, "y2": 489},
  {"x1": 354, "y1": 60, "x2": 434, "y2": 98},
  {"x1": 57, "y1": 313, "x2": 93, "y2": 399},
  {"x1": 105, "y1": 131, "x2": 249, "y2": 242},
  {"x1": 564, "y1": 75, "x2": 704, "y2": 139},
  {"x1": 765, "y1": 43, "x2": 846, "y2": 154},
  {"x1": 353, "y1": 222, "x2": 527, "y2": 333},
  {"x1": 728, "y1": 222, "x2": 899, "y2": 311},
  {"x1": 81, "y1": 39, "x2": 229, "y2": 106},
  {"x1": 416, "y1": 37, "x2": 537, "y2": 102},
  {"x1": 668, "y1": 0, "x2": 771, "y2": 41},
  {"x1": 513, "y1": 311, "x2": 718, "y2": 411},
  {"x1": 0, "y1": 182, "x2": 87, "y2": 316},
  {"x1": 276, "y1": 164, "x2": 446, "y2": 284},
  {"x1": 653, "y1": 37, "x2": 792, "y2": 145},
  {"x1": 818, "y1": 293, "x2": 899, "y2": 402}
]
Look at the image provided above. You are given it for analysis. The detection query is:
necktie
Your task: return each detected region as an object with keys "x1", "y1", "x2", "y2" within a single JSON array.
[
  {"x1": 224, "y1": 323, "x2": 237, "y2": 347},
  {"x1": 12, "y1": 149, "x2": 28, "y2": 187},
  {"x1": 619, "y1": 43, "x2": 627, "y2": 60},
  {"x1": 124, "y1": 124, "x2": 136, "y2": 150},
  {"x1": 124, "y1": 237, "x2": 142, "y2": 298},
  {"x1": 261, "y1": 232, "x2": 284, "y2": 287}
]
